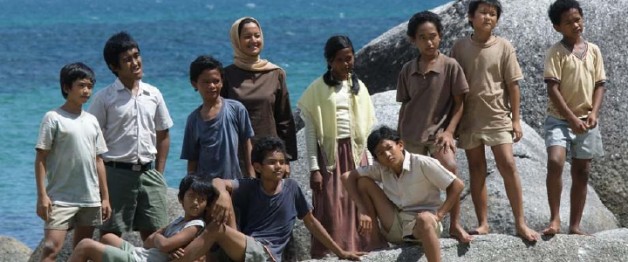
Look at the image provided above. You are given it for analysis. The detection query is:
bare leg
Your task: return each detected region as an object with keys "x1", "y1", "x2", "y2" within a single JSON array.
[
  {"x1": 356, "y1": 177, "x2": 398, "y2": 233},
  {"x1": 72, "y1": 226, "x2": 95, "y2": 248},
  {"x1": 465, "y1": 146, "x2": 489, "y2": 235},
  {"x1": 569, "y1": 158, "x2": 591, "y2": 235},
  {"x1": 491, "y1": 144, "x2": 539, "y2": 241},
  {"x1": 100, "y1": 233, "x2": 125, "y2": 247},
  {"x1": 432, "y1": 150, "x2": 472, "y2": 243},
  {"x1": 41, "y1": 229, "x2": 67, "y2": 262},
  {"x1": 413, "y1": 212, "x2": 441, "y2": 262},
  {"x1": 179, "y1": 223, "x2": 248, "y2": 262},
  {"x1": 67, "y1": 239, "x2": 107, "y2": 262},
  {"x1": 543, "y1": 146, "x2": 566, "y2": 235}
]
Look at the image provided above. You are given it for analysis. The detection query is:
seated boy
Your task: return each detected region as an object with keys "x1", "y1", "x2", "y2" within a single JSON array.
[
  {"x1": 181, "y1": 55, "x2": 255, "y2": 179},
  {"x1": 342, "y1": 126, "x2": 465, "y2": 262},
  {"x1": 68, "y1": 175, "x2": 213, "y2": 262},
  {"x1": 174, "y1": 137, "x2": 364, "y2": 262}
]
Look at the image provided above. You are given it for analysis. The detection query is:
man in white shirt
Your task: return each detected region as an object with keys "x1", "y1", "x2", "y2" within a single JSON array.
[
  {"x1": 342, "y1": 126, "x2": 465, "y2": 262},
  {"x1": 89, "y1": 31, "x2": 173, "y2": 241}
]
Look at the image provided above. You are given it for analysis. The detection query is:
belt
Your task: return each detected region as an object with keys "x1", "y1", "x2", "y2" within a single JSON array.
[{"x1": 104, "y1": 161, "x2": 153, "y2": 172}]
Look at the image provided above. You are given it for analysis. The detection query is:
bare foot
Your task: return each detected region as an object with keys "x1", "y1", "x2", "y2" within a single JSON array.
[
  {"x1": 517, "y1": 224, "x2": 540, "y2": 242},
  {"x1": 449, "y1": 225, "x2": 473, "y2": 243},
  {"x1": 469, "y1": 224, "x2": 489, "y2": 235},
  {"x1": 568, "y1": 227, "x2": 590, "y2": 236},
  {"x1": 542, "y1": 220, "x2": 561, "y2": 235}
]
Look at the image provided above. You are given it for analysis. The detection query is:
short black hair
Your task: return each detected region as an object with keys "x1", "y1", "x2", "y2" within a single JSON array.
[
  {"x1": 103, "y1": 31, "x2": 140, "y2": 76},
  {"x1": 367, "y1": 126, "x2": 402, "y2": 158},
  {"x1": 251, "y1": 136, "x2": 287, "y2": 178},
  {"x1": 468, "y1": 0, "x2": 503, "y2": 26},
  {"x1": 177, "y1": 175, "x2": 217, "y2": 203},
  {"x1": 548, "y1": 0, "x2": 583, "y2": 25},
  {"x1": 189, "y1": 55, "x2": 224, "y2": 85},
  {"x1": 407, "y1": 11, "x2": 443, "y2": 38},
  {"x1": 59, "y1": 62, "x2": 95, "y2": 99}
]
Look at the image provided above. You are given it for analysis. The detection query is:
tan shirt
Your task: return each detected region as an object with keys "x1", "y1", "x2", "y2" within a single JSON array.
[
  {"x1": 543, "y1": 41, "x2": 606, "y2": 119},
  {"x1": 396, "y1": 53, "x2": 469, "y2": 144},
  {"x1": 451, "y1": 36, "x2": 523, "y2": 133},
  {"x1": 356, "y1": 151, "x2": 455, "y2": 214}
]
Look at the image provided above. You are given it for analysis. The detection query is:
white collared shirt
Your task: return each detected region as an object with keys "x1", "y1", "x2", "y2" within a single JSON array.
[
  {"x1": 88, "y1": 78, "x2": 173, "y2": 164},
  {"x1": 356, "y1": 150, "x2": 455, "y2": 213}
]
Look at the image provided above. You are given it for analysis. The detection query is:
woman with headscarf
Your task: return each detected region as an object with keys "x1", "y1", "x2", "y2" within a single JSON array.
[{"x1": 222, "y1": 17, "x2": 298, "y2": 163}]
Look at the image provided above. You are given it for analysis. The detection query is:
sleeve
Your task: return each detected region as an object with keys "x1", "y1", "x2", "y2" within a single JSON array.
[
  {"x1": 184, "y1": 219, "x2": 205, "y2": 229},
  {"x1": 593, "y1": 45, "x2": 607, "y2": 85},
  {"x1": 543, "y1": 46, "x2": 562, "y2": 83},
  {"x1": 451, "y1": 61, "x2": 470, "y2": 96},
  {"x1": 35, "y1": 112, "x2": 56, "y2": 150},
  {"x1": 301, "y1": 111, "x2": 319, "y2": 171},
  {"x1": 273, "y1": 70, "x2": 298, "y2": 161},
  {"x1": 355, "y1": 164, "x2": 383, "y2": 182},
  {"x1": 180, "y1": 113, "x2": 199, "y2": 161},
  {"x1": 87, "y1": 91, "x2": 107, "y2": 131},
  {"x1": 154, "y1": 90, "x2": 174, "y2": 131},
  {"x1": 291, "y1": 180, "x2": 313, "y2": 219},
  {"x1": 502, "y1": 41, "x2": 524, "y2": 83},
  {"x1": 396, "y1": 64, "x2": 410, "y2": 103},
  {"x1": 419, "y1": 156, "x2": 455, "y2": 190},
  {"x1": 237, "y1": 103, "x2": 255, "y2": 141},
  {"x1": 94, "y1": 120, "x2": 108, "y2": 155}
]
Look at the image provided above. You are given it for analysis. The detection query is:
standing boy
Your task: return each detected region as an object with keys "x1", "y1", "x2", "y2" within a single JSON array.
[
  {"x1": 542, "y1": 0, "x2": 606, "y2": 236},
  {"x1": 396, "y1": 11, "x2": 472, "y2": 243},
  {"x1": 89, "y1": 32, "x2": 174, "y2": 240},
  {"x1": 450, "y1": 0, "x2": 539, "y2": 241},
  {"x1": 35, "y1": 63, "x2": 111, "y2": 262},
  {"x1": 180, "y1": 55, "x2": 255, "y2": 179},
  {"x1": 174, "y1": 137, "x2": 363, "y2": 262},
  {"x1": 342, "y1": 126, "x2": 465, "y2": 262}
]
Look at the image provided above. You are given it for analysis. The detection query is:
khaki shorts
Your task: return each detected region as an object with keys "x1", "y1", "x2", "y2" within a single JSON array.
[
  {"x1": 100, "y1": 167, "x2": 168, "y2": 233},
  {"x1": 383, "y1": 209, "x2": 442, "y2": 245},
  {"x1": 102, "y1": 240, "x2": 135, "y2": 262},
  {"x1": 45, "y1": 205, "x2": 101, "y2": 230},
  {"x1": 458, "y1": 131, "x2": 513, "y2": 150},
  {"x1": 404, "y1": 140, "x2": 441, "y2": 156},
  {"x1": 212, "y1": 236, "x2": 275, "y2": 262}
]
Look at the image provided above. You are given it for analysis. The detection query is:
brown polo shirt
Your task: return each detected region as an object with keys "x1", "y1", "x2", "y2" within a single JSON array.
[{"x1": 396, "y1": 53, "x2": 469, "y2": 144}]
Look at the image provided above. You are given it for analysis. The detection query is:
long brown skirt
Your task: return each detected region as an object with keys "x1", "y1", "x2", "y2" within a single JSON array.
[{"x1": 310, "y1": 138, "x2": 385, "y2": 258}]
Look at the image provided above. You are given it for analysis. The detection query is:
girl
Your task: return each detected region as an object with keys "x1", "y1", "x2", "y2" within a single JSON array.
[{"x1": 298, "y1": 35, "x2": 384, "y2": 258}]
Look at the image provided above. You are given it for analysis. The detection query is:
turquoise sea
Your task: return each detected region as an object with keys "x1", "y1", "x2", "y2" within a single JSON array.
[{"x1": 0, "y1": 0, "x2": 449, "y2": 248}]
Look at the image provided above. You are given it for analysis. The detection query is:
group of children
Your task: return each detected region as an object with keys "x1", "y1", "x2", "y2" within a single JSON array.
[{"x1": 35, "y1": 0, "x2": 606, "y2": 261}]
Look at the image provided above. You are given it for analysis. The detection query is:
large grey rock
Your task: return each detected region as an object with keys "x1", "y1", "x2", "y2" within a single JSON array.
[
  {"x1": 0, "y1": 236, "x2": 31, "y2": 262},
  {"x1": 354, "y1": 0, "x2": 628, "y2": 228},
  {"x1": 28, "y1": 188, "x2": 183, "y2": 262}
]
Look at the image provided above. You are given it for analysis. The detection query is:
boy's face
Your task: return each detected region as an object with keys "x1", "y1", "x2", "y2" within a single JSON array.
[
  {"x1": 554, "y1": 8, "x2": 584, "y2": 40},
  {"x1": 239, "y1": 22, "x2": 263, "y2": 57},
  {"x1": 411, "y1": 21, "x2": 441, "y2": 58},
  {"x1": 328, "y1": 47, "x2": 354, "y2": 80},
  {"x1": 469, "y1": 3, "x2": 499, "y2": 33},
  {"x1": 64, "y1": 78, "x2": 94, "y2": 105},
  {"x1": 111, "y1": 48, "x2": 142, "y2": 82},
  {"x1": 373, "y1": 139, "x2": 405, "y2": 169},
  {"x1": 192, "y1": 69, "x2": 223, "y2": 103},
  {"x1": 180, "y1": 188, "x2": 208, "y2": 219},
  {"x1": 254, "y1": 150, "x2": 287, "y2": 182}
]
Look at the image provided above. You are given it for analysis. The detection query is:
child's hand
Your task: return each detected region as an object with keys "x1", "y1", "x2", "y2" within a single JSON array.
[
  {"x1": 436, "y1": 131, "x2": 456, "y2": 154},
  {"x1": 309, "y1": 171, "x2": 323, "y2": 192},
  {"x1": 337, "y1": 250, "x2": 366, "y2": 261},
  {"x1": 586, "y1": 113, "x2": 598, "y2": 129},
  {"x1": 569, "y1": 117, "x2": 588, "y2": 134},
  {"x1": 36, "y1": 195, "x2": 52, "y2": 221},
  {"x1": 210, "y1": 192, "x2": 232, "y2": 225},
  {"x1": 512, "y1": 120, "x2": 523, "y2": 142},
  {"x1": 101, "y1": 199, "x2": 112, "y2": 221},
  {"x1": 357, "y1": 211, "x2": 373, "y2": 236},
  {"x1": 169, "y1": 248, "x2": 185, "y2": 261}
]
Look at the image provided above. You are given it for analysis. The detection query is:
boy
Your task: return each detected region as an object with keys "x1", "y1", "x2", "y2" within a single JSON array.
[
  {"x1": 68, "y1": 175, "x2": 212, "y2": 262},
  {"x1": 88, "y1": 32, "x2": 173, "y2": 241},
  {"x1": 396, "y1": 11, "x2": 472, "y2": 243},
  {"x1": 174, "y1": 137, "x2": 363, "y2": 262},
  {"x1": 342, "y1": 126, "x2": 465, "y2": 262},
  {"x1": 35, "y1": 63, "x2": 111, "y2": 262},
  {"x1": 450, "y1": 0, "x2": 539, "y2": 241},
  {"x1": 542, "y1": 0, "x2": 606, "y2": 236},
  {"x1": 180, "y1": 55, "x2": 255, "y2": 179}
]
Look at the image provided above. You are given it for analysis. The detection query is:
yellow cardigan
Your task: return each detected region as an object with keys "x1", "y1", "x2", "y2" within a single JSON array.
[{"x1": 298, "y1": 76, "x2": 376, "y2": 171}]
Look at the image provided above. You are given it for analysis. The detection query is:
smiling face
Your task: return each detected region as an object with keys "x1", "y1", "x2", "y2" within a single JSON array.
[
  {"x1": 373, "y1": 139, "x2": 405, "y2": 170},
  {"x1": 192, "y1": 68, "x2": 223, "y2": 103},
  {"x1": 180, "y1": 188, "x2": 208, "y2": 220},
  {"x1": 469, "y1": 3, "x2": 499, "y2": 34},
  {"x1": 328, "y1": 47, "x2": 354, "y2": 81},
  {"x1": 64, "y1": 78, "x2": 94, "y2": 105},
  {"x1": 112, "y1": 47, "x2": 142, "y2": 82},
  {"x1": 254, "y1": 150, "x2": 287, "y2": 182},
  {"x1": 239, "y1": 22, "x2": 263, "y2": 56},
  {"x1": 412, "y1": 21, "x2": 441, "y2": 58},
  {"x1": 554, "y1": 8, "x2": 584, "y2": 41}
]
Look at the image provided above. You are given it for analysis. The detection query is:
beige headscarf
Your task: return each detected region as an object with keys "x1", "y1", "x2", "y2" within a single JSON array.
[{"x1": 229, "y1": 17, "x2": 280, "y2": 72}]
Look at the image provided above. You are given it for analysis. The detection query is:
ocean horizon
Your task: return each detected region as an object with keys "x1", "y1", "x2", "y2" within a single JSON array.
[{"x1": 0, "y1": 0, "x2": 451, "y2": 249}]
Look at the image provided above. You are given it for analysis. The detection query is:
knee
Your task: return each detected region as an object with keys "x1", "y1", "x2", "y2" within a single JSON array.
[
  {"x1": 357, "y1": 176, "x2": 377, "y2": 192},
  {"x1": 547, "y1": 156, "x2": 565, "y2": 172},
  {"x1": 100, "y1": 233, "x2": 118, "y2": 245},
  {"x1": 496, "y1": 158, "x2": 517, "y2": 175},
  {"x1": 414, "y1": 213, "x2": 436, "y2": 234},
  {"x1": 42, "y1": 238, "x2": 63, "y2": 257}
]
